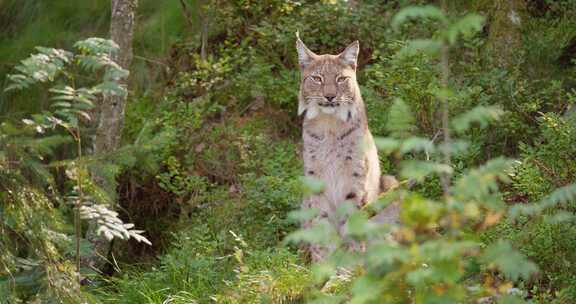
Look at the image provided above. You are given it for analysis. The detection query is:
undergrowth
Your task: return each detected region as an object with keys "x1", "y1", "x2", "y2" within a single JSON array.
[{"x1": 1, "y1": 0, "x2": 576, "y2": 303}]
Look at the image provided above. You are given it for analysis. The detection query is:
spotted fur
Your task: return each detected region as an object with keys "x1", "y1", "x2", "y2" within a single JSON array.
[{"x1": 296, "y1": 35, "x2": 399, "y2": 262}]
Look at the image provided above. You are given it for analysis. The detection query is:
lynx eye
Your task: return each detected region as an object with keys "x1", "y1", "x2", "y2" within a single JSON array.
[
  {"x1": 337, "y1": 76, "x2": 349, "y2": 83},
  {"x1": 311, "y1": 75, "x2": 323, "y2": 83}
]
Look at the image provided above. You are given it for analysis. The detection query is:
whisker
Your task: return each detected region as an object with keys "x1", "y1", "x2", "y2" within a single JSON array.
[{"x1": 306, "y1": 97, "x2": 325, "y2": 103}]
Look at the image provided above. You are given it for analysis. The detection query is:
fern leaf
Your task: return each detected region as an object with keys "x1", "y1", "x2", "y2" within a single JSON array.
[
  {"x1": 392, "y1": 5, "x2": 447, "y2": 29},
  {"x1": 481, "y1": 240, "x2": 538, "y2": 282},
  {"x1": 386, "y1": 98, "x2": 415, "y2": 139},
  {"x1": 454, "y1": 157, "x2": 514, "y2": 201},
  {"x1": 452, "y1": 106, "x2": 505, "y2": 133}
]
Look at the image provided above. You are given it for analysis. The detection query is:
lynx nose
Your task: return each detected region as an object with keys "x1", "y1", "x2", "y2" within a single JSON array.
[{"x1": 325, "y1": 95, "x2": 335, "y2": 102}]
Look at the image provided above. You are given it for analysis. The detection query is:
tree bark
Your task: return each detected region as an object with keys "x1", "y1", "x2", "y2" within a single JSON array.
[
  {"x1": 85, "y1": 0, "x2": 138, "y2": 273},
  {"x1": 198, "y1": 0, "x2": 208, "y2": 61},
  {"x1": 179, "y1": 0, "x2": 195, "y2": 35},
  {"x1": 95, "y1": 0, "x2": 137, "y2": 154},
  {"x1": 485, "y1": 0, "x2": 527, "y2": 68}
]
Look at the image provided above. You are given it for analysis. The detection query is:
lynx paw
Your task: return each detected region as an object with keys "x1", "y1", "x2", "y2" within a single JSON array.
[{"x1": 380, "y1": 175, "x2": 399, "y2": 193}]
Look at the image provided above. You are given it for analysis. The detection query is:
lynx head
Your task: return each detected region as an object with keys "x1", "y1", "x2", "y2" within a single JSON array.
[{"x1": 296, "y1": 34, "x2": 361, "y2": 122}]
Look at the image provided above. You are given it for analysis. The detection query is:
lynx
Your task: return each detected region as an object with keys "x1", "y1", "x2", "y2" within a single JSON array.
[{"x1": 296, "y1": 35, "x2": 399, "y2": 261}]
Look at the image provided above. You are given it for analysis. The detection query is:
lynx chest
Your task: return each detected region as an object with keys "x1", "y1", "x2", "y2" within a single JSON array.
[{"x1": 302, "y1": 120, "x2": 366, "y2": 207}]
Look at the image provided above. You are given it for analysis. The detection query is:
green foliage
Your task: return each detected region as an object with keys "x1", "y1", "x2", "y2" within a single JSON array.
[
  {"x1": 481, "y1": 240, "x2": 538, "y2": 282},
  {"x1": 212, "y1": 236, "x2": 310, "y2": 303},
  {"x1": 0, "y1": 38, "x2": 161, "y2": 302},
  {"x1": 452, "y1": 106, "x2": 505, "y2": 133},
  {"x1": 287, "y1": 5, "x2": 543, "y2": 303},
  {"x1": 99, "y1": 229, "x2": 309, "y2": 304},
  {"x1": 2, "y1": 0, "x2": 576, "y2": 303},
  {"x1": 156, "y1": 156, "x2": 210, "y2": 197},
  {"x1": 80, "y1": 204, "x2": 151, "y2": 245},
  {"x1": 103, "y1": 1, "x2": 575, "y2": 302},
  {"x1": 6, "y1": 37, "x2": 127, "y2": 134},
  {"x1": 386, "y1": 98, "x2": 416, "y2": 139},
  {"x1": 484, "y1": 112, "x2": 576, "y2": 300},
  {"x1": 98, "y1": 114, "x2": 305, "y2": 302},
  {"x1": 392, "y1": 5, "x2": 447, "y2": 29},
  {"x1": 0, "y1": 128, "x2": 84, "y2": 302}
]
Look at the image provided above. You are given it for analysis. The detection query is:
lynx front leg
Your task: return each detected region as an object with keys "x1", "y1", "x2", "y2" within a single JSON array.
[
  {"x1": 337, "y1": 153, "x2": 372, "y2": 253},
  {"x1": 342, "y1": 154, "x2": 369, "y2": 209},
  {"x1": 301, "y1": 195, "x2": 335, "y2": 262},
  {"x1": 371, "y1": 175, "x2": 402, "y2": 225}
]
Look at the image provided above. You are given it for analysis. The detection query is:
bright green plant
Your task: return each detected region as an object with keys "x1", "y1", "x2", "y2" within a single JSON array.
[
  {"x1": 4, "y1": 1, "x2": 574, "y2": 303},
  {"x1": 287, "y1": 5, "x2": 545, "y2": 303},
  {"x1": 0, "y1": 38, "x2": 154, "y2": 302},
  {"x1": 488, "y1": 112, "x2": 576, "y2": 301}
]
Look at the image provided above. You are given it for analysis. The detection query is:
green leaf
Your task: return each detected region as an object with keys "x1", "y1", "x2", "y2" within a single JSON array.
[
  {"x1": 420, "y1": 240, "x2": 479, "y2": 262},
  {"x1": 374, "y1": 137, "x2": 400, "y2": 155},
  {"x1": 300, "y1": 176, "x2": 325, "y2": 195},
  {"x1": 365, "y1": 242, "x2": 409, "y2": 269},
  {"x1": 4, "y1": 47, "x2": 71, "y2": 91},
  {"x1": 400, "y1": 160, "x2": 452, "y2": 181},
  {"x1": 452, "y1": 106, "x2": 505, "y2": 133},
  {"x1": 288, "y1": 207, "x2": 319, "y2": 222},
  {"x1": 51, "y1": 102, "x2": 72, "y2": 108},
  {"x1": 350, "y1": 276, "x2": 383, "y2": 304},
  {"x1": 510, "y1": 183, "x2": 576, "y2": 218},
  {"x1": 453, "y1": 157, "x2": 514, "y2": 201},
  {"x1": 95, "y1": 81, "x2": 127, "y2": 97},
  {"x1": 437, "y1": 140, "x2": 469, "y2": 156},
  {"x1": 429, "y1": 87, "x2": 455, "y2": 101},
  {"x1": 444, "y1": 14, "x2": 485, "y2": 45},
  {"x1": 543, "y1": 211, "x2": 576, "y2": 224},
  {"x1": 400, "y1": 193, "x2": 443, "y2": 227},
  {"x1": 285, "y1": 220, "x2": 340, "y2": 246},
  {"x1": 481, "y1": 240, "x2": 538, "y2": 281},
  {"x1": 539, "y1": 183, "x2": 576, "y2": 209},
  {"x1": 346, "y1": 210, "x2": 378, "y2": 238},
  {"x1": 74, "y1": 37, "x2": 119, "y2": 55},
  {"x1": 400, "y1": 137, "x2": 435, "y2": 155},
  {"x1": 35, "y1": 46, "x2": 72, "y2": 63},
  {"x1": 398, "y1": 39, "x2": 443, "y2": 57},
  {"x1": 406, "y1": 267, "x2": 434, "y2": 286},
  {"x1": 76, "y1": 54, "x2": 108, "y2": 71},
  {"x1": 392, "y1": 5, "x2": 447, "y2": 29},
  {"x1": 72, "y1": 110, "x2": 92, "y2": 122},
  {"x1": 498, "y1": 295, "x2": 527, "y2": 304},
  {"x1": 49, "y1": 86, "x2": 75, "y2": 95},
  {"x1": 386, "y1": 98, "x2": 415, "y2": 139}
]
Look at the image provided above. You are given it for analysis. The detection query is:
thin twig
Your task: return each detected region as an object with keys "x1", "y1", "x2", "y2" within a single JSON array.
[
  {"x1": 178, "y1": 0, "x2": 195, "y2": 34},
  {"x1": 531, "y1": 159, "x2": 569, "y2": 187},
  {"x1": 198, "y1": 0, "x2": 208, "y2": 61},
  {"x1": 71, "y1": 129, "x2": 83, "y2": 288},
  {"x1": 133, "y1": 55, "x2": 167, "y2": 67},
  {"x1": 439, "y1": 0, "x2": 452, "y2": 197}
]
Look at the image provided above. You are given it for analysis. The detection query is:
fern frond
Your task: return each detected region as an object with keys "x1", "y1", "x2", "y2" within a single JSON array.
[
  {"x1": 400, "y1": 160, "x2": 452, "y2": 181},
  {"x1": 386, "y1": 98, "x2": 415, "y2": 139},
  {"x1": 73, "y1": 38, "x2": 119, "y2": 55},
  {"x1": 453, "y1": 157, "x2": 515, "y2": 201},
  {"x1": 392, "y1": 5, "x2": 447, "y2": 29},
  {"x1": 81, "y1": 204, "x2": 151, "y2": 245},
  {"x1": 510, "y1": 183, "x2": 576, "y2": 218},
  {"x1": 452, "y1": 106, "x2": 505, "y2": 133},
  {"x1": 400, "y1": 137, "x2": 436, "y2": 155}
]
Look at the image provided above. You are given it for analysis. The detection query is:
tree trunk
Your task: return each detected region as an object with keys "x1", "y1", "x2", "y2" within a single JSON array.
[
  {"x1": 198, "y1": 0, "x2": 208, "y2": 61},
  {"x1": 95, "y1": 0, "x2": 137, "y2": 153},
  {"x1": 485, "y1": 0, "x2": 527, "y2": 68},
  {"x1": 85, "y1": 0, "x2": 138, "y2": 273}
]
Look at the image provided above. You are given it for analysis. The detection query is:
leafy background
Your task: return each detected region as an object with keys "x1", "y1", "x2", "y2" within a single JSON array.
[{"x1": 1, "y1": 0, "x2": 576, "y2": 303}]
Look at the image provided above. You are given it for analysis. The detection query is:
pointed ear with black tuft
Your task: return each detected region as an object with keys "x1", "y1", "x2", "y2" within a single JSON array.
[
  {"x1": 296, "y1": 31, "x2": 318, "y2": 69},
  {"x1": 338, "y1": 40, "x2": 359, "y2": 69}
]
